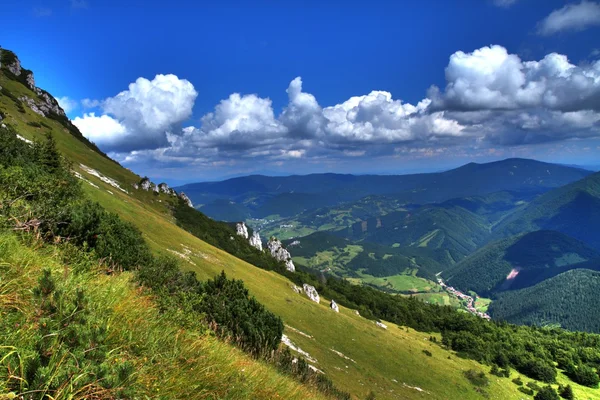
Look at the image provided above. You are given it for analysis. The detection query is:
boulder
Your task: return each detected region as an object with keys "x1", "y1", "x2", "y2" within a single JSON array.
[
  {"x1": 249, "y1": 231, "x2": 262, "y2": 251},
  {"x1": 303, "y1": 284, "x2": 320, "y2": 303},
  {"x1": 376, "y1": 321, "x2": 387, "y2": 330},
  {"x1": 236, "y1": 222, "x2": 249, "y2": 239},
  {"x1": 330, "y1": 299, "x2": 339, "y2": 313}
]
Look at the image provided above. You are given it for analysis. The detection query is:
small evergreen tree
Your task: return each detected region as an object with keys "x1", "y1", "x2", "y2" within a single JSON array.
[
  {"x1": 558, "y1": 384, "x2": 574, "y2": 400},
  {"x1": 534, "y1": 386, "x2": 559, "y2": 400}
]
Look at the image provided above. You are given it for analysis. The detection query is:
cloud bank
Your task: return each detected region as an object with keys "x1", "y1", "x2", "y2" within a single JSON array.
[{"x1": 72, "y1": 45, "x2": 600, "y2": 171}]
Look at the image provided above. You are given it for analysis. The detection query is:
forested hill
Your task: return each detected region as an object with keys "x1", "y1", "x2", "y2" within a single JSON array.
[
  {"x1": 493, "y1": 172, "x2": 600, "y2": 250},
  {"x1": 489, "y1": 269, "x2": 600, "y2": 332},
  {"x1": 443, "y1": 230, "x2": 600, "y2": 296}
]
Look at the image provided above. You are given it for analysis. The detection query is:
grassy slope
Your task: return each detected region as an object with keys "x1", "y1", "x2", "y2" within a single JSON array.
[
  {"x1": 3, "y1": 68, "x2": 598, "y2": 399},
  {"x1": 0, "y1": 233, "x2": 324, "y2": 400}
]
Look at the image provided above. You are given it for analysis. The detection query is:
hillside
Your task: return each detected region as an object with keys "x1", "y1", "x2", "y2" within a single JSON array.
[
  {"x1": 489, "y1": 269, "x2": 600, "y2": 332},
  {"x1": 2, "y1": 48, "x2": 600, "y2": 400},
  {"x1": 340, "y1": 204, "x2": 491, "y2": 263},
  {"x1": 443, "y1": 230, "x2": 600, "y2": 296},
  {"x1": 493, "y1": 172, "x2": 600, "y2": 250},
  {"x1": 178, "y1": 159, "x2": 590, "y2": 222}
]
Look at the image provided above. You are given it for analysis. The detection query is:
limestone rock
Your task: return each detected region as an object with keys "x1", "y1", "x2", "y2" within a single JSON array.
[
  {"x1": 303, "y1": 284, "x2": 320, "y2": 303},
  {"x1": 330, "y1": 299, "x2": 339, "y2": 313},
  {"x1": 158, "y1": 182, "x2": 171, "y2": 194},
  {"x1": 291, "y1": 285, "x2": 303, "y2": 294},
  {"x1": 236, "y1": 222, "x2": 249, "y2": 239},
  {"x1": 376, "y1": 321, "x2": 387, "y2": 330},
  {"x1": 140, "y1": 177, "x2": 151, "y2": 191},
  {"x1": 178, "y1": 192, "x2": 193, "y2": 207},
  {"x1": 25, "y1": 71, "x2": 36, "y2": 90},
  {"x1": 132, "y1": 183, "x2": 139, "y2": 190},
  {"x1": 4, "y1": 54, "x2": 22, "y2": 76},
  {"x1": 249, "y1": 231, "x2": 262, "y2": 251},
  {"x1": 268, "y1": 237, "x2": 295, "y2": 272},
  {"x1": 18, "y1": 96, "x2": 45, "y2": 117},
  {"x1": 152, "y1": 183, "x2": 159, "y2": 193},
  {"x1": 285, "y1": 259, "x2": 296, "y2": 272}
]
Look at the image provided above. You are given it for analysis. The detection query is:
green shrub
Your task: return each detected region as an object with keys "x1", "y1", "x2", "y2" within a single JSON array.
[
  {"x1": 558, "y1": 384, "x2": 574, "y2": 400},
  {"x1": 464, "y1": 369, "x2": 489, "y2": 387},
  {"x1": 527, "y1": 381, "x2": 542, "y2": 392},
  {"x1": 534, "y1": 386, "x2": 559, "y2": 400},
  {"x1": 519, "y1": 386, "x2": 534, "y2": 395},
  {"x1": 423, "y1": 349, "x2": 433, "y2": 357},
  {"x1": 566, "y1": 363, "x2": 600, "y2": 387},
  {"x1": 512, "y1": 377, "x2": 523, "y2": 386}
]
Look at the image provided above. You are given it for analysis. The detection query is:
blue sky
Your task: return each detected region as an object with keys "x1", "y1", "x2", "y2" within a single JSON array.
[{"x1": 2, "y1": 0, "x2": 600, "y2": 183}]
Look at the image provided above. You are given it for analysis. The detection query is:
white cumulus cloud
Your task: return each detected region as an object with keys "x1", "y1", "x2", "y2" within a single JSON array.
[
  {"x1": 430, "y1": 45, "x2": 600, "y2": 112},
  {"x1": 73, "y1": 74, "x2": 197, "y2": 152}
]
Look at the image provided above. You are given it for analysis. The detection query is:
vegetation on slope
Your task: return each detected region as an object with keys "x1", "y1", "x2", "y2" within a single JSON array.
[
  {"x1": 489, "y1": 269, "x2": 600, "y2": 333},
  {"x1": 443, "y1": 230, "x2": 600, "y2": 296},
  {"x1": 0, "y1": 123, "x2": 345, "y2": 398},
  {"x1": 0, "y1": 234, "x2": 327, "y2": 400},
  {"x1": 493, "y1": 172, "x2": 600, "y2": 250}
]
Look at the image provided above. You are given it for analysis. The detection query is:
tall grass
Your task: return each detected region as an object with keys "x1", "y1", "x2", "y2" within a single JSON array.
[{"x1": 0, "y1": 233, "x2": 327, "y2": 399}]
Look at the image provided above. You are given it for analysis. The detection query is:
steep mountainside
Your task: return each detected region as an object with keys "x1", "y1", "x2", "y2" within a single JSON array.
[
  {"x1": 493, "y1": 172, "x2": 600, "y2": 250},
  {"x1": 443, "y1": 230, "x2": 600, "y2": 296},
  {"x1": 489, "y1": 269, "x2": 600, "y2": 332}
]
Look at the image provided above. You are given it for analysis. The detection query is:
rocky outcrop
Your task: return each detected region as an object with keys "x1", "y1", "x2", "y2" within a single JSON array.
[
  {"x1": 18, "y1": 94, "x2": 65, "y2": 118},
  {"x1": 268, "y1": 237, "x2": 295, "y2": 272},
  {"x1": 1, "y1": 49, "x2": 65, "y2": 117},
  {"x1": 376, "y1": 321, "x2": 387, "y2": 330},
  {"x1": 18, "y1": 96, "x2": 45, "y2": 117},
  {"x1": 303, "y1": 284, "x2": 320, "y2": 303},
  {"x1": 249, "y1": 231, "x2": 262, "y2": 251},
  {"x1": 330, "y1": 299, "x2": 339, "y2": 313},
  {"x1": 236, "y1": 222, "x2": 249, "y2": 239},
  {"x1": 2, "y1": 50, "x2": 22, "y2": 76},
  {"x1": 178, "y1": 192, "x2": 193, "y2": 208},
  {"x1": 152, "y1": 183, "x2": 159, "y2": 193},
  {"x1": 158, "y1": 182, "x2": 172, "y2": 194},
  {"x1": 139, "y1": 177, "x2": 151, "y2": 191}
]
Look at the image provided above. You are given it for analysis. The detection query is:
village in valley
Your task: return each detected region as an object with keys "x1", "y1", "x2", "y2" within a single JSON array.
[{"x1": 437, "y1": 277, "x2": 491, "y2": 320}]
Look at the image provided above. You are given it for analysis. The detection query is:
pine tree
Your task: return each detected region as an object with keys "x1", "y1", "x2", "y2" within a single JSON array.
[{"x1": 559, "y1": 384, "x2": 574, "y2": 400}]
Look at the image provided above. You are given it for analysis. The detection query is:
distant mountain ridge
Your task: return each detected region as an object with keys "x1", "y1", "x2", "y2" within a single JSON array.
[{"x1": 177, "y1": 158, "x2": 591, "y2": 221}]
